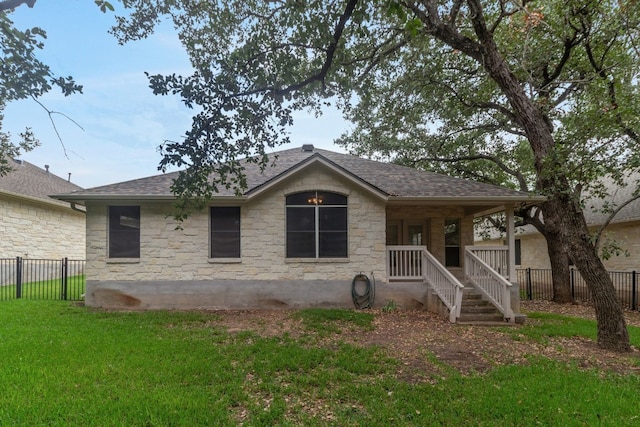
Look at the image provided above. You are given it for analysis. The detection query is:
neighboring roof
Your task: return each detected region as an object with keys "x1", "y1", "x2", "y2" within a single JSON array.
[
  {"x1": 583, "y1": 173, "x2": 640, "y2": 225},
  {"x1": 56, "y1": 146, "x2": 542, "y2": 212},
  {"x1": 0, "y1": 158, "x2": 83, "y2": 209}
]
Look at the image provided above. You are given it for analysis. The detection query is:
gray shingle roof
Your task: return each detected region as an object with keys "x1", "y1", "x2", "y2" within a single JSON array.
[
  {"x1": 0, "y1": 159, "x2": 83, "y2": 208},
  {"x1": 57, "y1": 147, "x2": 538, "y2": 202},
  {"x1": 583, "y1": 173, "x2": 640, "y2": 225}
]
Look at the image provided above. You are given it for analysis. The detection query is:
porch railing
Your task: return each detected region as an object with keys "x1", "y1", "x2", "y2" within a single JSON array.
[
  {"x1": 467, "y1": 246, "x2": 509, "y2": 277},
  {"x1": 464, "y1": 248, "x2": 515, "y2": 322},
  {"x1": 387, "y1": 246, "x2": 464, "y2": 322},
  {"x1": 422, "y1": 249, "x2": 464, "y2": 322},
  {"x1": 387, "y1": 245, "x2": 425, "y2": 280}
]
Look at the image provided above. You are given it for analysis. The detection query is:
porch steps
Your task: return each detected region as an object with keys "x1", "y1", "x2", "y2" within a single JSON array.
[{"x1": 457, "y1": 287, "x2": 509, "y2": 325}]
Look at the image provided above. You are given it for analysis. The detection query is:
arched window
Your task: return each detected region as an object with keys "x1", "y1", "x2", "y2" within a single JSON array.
[{"x1": 286, "y1": 191, "x2": 348, "y2": 258}]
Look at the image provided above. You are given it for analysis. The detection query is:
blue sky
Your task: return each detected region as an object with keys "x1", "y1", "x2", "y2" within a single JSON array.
[{"x1": 3, "y1": 0, "x2": 348, "y2": 188}]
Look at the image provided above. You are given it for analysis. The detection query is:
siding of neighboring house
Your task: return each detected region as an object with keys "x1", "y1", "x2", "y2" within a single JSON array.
[
  {"x1": 514, "y1": 220, "x2": 640, "y2": 271},
  {"x1": 0, "y1": 159, "x2": 85, "y2": 259},
  {"x1": 0, "y1": 193, "x2": 85, "y2": 259}
]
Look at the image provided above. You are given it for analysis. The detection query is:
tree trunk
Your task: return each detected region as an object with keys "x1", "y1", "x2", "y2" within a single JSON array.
[
  {"x1": 546, "y1": 234, "x2": 573, "y2": 304},
  {"x1": 539, "y1": 204, "x2": 573, "y2": 303},
  {"x1": 550, "y1": 195, "x2": 631, "y2": 351}
]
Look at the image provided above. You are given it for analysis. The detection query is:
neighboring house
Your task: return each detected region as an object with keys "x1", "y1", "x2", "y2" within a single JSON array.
[
  {"x1": 56, "y1": 145, "x2": 541, "y2": 321},
  {"x1": 0, "y1": 158, "x2": 85, "y2": 259},
  {"x1": 478, "y1": 174, "x2": 640, "y2": 271}
]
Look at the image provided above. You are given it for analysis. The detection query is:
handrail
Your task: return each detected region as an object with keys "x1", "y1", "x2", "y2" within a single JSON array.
[
  {"x1": 464, "y1": 248, "x2": 515, "y2": 322},
  {"x1": 422, "y1": 249, "x2": 464, "y2": 323},
  {"x1": 386, "y1": 246, "x2": 464, "y2": 322},
  {"x1": 466, "y1": 246, "x2": 509, "y2": 278}
]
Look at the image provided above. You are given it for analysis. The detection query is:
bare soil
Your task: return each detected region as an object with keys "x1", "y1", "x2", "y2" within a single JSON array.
[{"x1": 212, "y1": 301, "x2": 640, "y2": 382}]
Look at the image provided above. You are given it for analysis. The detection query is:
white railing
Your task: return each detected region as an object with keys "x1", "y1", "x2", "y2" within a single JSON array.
[
  {"x1": 465, "y1": 248, "x2": 515, "y2": 322},
  {"x1": 467, "y1": 246, "x2": 509, "y2": 277},
  {"x1": 422, "y1": 249, "x2": 464, "y2": 323},
  {"x1": 387, "y1": 246, "x2": 464, "y2": 322},
  {"x1": 387, "y1": 246, "x2": 425, "y2": 280}
]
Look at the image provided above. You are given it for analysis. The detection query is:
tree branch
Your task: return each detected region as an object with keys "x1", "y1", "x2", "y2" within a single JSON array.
[
  {"x1": 409, "y1": 153, "x2": 530, "y2": 191},
  {"x1": 0, "y1": 0, "x2": 35, "y2": 11}
]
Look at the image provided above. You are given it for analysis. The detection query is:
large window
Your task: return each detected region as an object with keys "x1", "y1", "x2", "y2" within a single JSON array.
[
  {"x1": 210, "y1": 207, "x2": 241, "y2": 258},
  {"x1": 108, "y1": 206, "x2": 140, "y2": 258},
  {"x1": 286, "y1": 191, "x2": 348, "y2": 258}
]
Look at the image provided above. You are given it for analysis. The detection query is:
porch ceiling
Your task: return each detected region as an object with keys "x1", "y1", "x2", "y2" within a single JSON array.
[{"x1": 387, "y1": 196, "x2": 544, "y2": 217}]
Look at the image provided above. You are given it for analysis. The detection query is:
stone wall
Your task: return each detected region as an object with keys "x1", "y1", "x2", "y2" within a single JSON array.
[
  {"x1": 86, "y1": 164, "x2": 387, "y2": 285},
  {"x1": 0, "y1": 194, "x2": 85, "y2": 259}
]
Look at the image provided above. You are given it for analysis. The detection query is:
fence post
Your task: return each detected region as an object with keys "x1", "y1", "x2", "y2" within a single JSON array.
[
  {"x1": 526, "y1": 268, "x2": 532, "y2": 300},
  {"x1": 15, "y1": 256, "x2": 22, "y2": 299},
  {"x1": 633, "y1": 271, "x2": 637, "y2": 311},
  {"x1": 61, "y1": 257, "x2": 68, "y2": 301}
]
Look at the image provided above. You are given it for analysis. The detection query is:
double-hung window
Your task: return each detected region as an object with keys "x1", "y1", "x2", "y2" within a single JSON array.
[
  {"x1": 210, "y1": 207, "x2": 241, "y2": 258},
  {"x1": 286, "y1": 191, "x2": 347, "y2": 258},
  {"x1": 108, "y1": 206, "x2": 140, "y2": 258}
]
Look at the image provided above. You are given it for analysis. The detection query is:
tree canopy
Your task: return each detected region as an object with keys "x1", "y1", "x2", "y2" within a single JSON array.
[
  {"x1": 110, "y1": 1, "x2": 640, "y2": 351},
  {"x1": 0, "y1": 0, "x2": 83, "y2": 174}
]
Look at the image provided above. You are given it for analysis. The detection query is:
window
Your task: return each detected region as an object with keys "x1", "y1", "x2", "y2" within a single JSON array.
[
  {"x1": 286, "y1": 191, "x2": 347, "y2": 258},
  {"x1": 515, "y1": 239, "x2": 521, "y2": 266},
  {"x1": 108, "y1": 206, "x2": 140, "y2": 258},
  {"x1": 210, "y1": 207, "x2": 241, "y2": 258},
  {"x1": 445, "y1": 218, "x2": 460, "y2": 267}
]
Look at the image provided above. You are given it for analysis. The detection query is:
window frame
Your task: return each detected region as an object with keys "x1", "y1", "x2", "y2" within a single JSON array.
[
  {"x1": 108, "y1": 205, "x2": 141, "y2": 259},
  {"x1": 286, "y1": 191, "x2": 348, "y2": 259},
  {"x1": 210, "y1": 206, "x2": 241, "y2": 259}
]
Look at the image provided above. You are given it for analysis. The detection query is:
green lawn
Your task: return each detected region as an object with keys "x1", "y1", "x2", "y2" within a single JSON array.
[
  {"x1": 0, "y1": 301, "x2": 639, "y2": 426},
  {"x1": 0, "y1": 275, "x2": 85, "y2": 301}
]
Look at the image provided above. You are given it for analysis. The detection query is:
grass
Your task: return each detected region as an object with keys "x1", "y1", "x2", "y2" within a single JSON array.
[
  {"x1": 0, "y1": 275, "x2": 85, "y2": 301},
  {"x1": 1, "y1": 301, "x2": 639, "y2": 426},
  {"x1": 504, "y1": 311, "x2": 640, "y2": 345}
]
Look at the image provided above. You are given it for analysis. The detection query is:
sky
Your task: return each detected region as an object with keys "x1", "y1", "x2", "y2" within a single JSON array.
[{"x1": 3, "y1": 0, "x2": 349, "y2": 189}]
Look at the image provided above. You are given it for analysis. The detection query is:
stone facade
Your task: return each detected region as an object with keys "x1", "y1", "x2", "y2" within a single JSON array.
[
  {"x1": 513, "y1": 220, "x2": 640, "y2": 271},
  {"x1": 85, "y1": 165, "x2": 402, "y2": 308},
  {"x1": 0, "y1": 193, "x2": 85, "y2": 259},
  {"x1": 86, "y1": 183, "x2": 485, "y2": 310}
]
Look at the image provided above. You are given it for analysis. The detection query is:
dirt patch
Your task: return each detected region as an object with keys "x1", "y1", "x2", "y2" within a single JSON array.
[{"x1": 205, "y1": 302, "x2": 640, "y2": 381}]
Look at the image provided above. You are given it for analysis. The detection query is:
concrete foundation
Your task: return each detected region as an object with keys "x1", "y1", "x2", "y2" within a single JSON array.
[{"x1": 85, "y1": 279, "x2": 431, "y2": 311}]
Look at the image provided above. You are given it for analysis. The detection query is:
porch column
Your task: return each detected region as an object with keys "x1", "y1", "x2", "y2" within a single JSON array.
[{"x1": 506, "y1": 204, "x2": 516, "y2": 282}]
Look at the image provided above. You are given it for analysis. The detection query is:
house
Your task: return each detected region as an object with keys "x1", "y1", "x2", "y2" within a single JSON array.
[
  {"x1": 479, "y1": 174, "x2": 640, "y2": 271},
  {"x1": 0, "y1": 158, "x2": 85, "y2": 259},
  {"x1": 56, "y1": 145, "x2": 542, "y2": 322}
]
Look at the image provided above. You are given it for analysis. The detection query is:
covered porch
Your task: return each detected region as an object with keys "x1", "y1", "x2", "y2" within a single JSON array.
[{"x1": 384, "y1": 202, "x2": 522, "y2": 323}]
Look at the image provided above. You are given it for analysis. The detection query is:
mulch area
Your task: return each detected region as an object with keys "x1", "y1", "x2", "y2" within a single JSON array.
[{"x1": 210, "y1": 301, "x2": 640, "y2": 381}]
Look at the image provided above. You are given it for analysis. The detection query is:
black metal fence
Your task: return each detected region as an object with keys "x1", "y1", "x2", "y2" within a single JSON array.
[
  {"x1": 0, "y1": 257, "x2": 85, "y2": 301},
  {"x1": 518, "y1": 268, "x2": 639, "y2": 311}
]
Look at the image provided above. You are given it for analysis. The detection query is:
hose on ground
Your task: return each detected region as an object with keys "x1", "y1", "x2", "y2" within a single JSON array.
[{"x1": 352, "y1": 272, "x2": 375, "y2": 309}]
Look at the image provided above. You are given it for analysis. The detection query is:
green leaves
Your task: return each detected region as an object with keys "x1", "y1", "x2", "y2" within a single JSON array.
[
  {"x1": 95, "y1": 1, "x2": 115, "y2": 13},
  {"x1": 0, "y1": 9, "x2": 82, "y2": 173}
]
